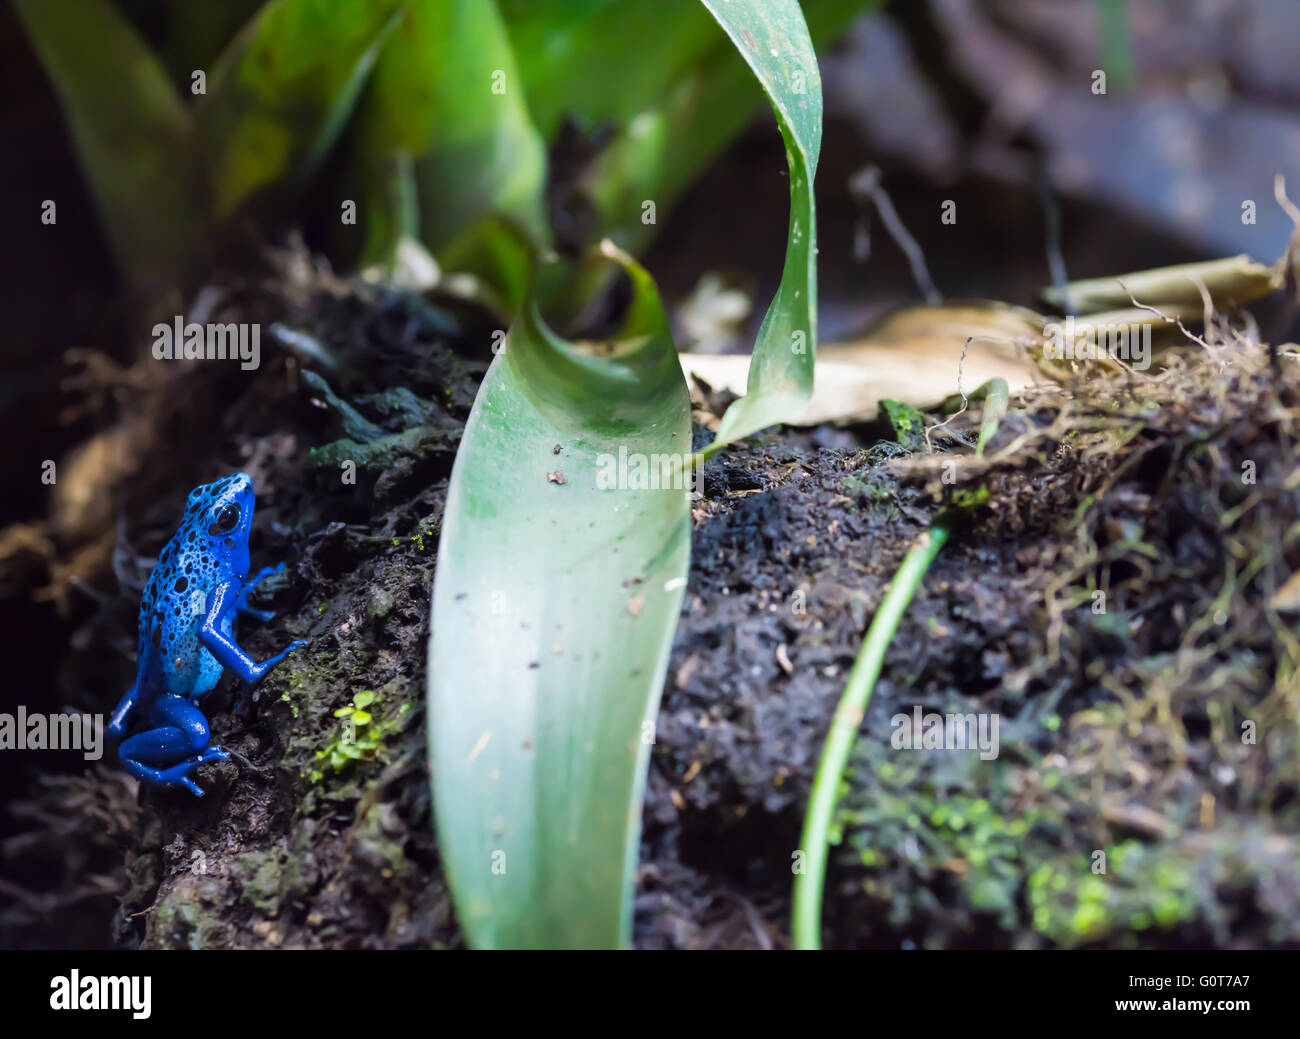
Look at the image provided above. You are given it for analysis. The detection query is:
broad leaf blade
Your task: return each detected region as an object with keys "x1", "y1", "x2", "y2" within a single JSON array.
[
  {"x1": 14, "y1": 0, "x2": 200, "y2": 289},
  {"x1": 699, "y1": 0, "x2": 823, "y2": 455},
  {"x1": 198, "y1": 0, "x2": 408, "y2": 221},
  {"x1": 429, "y1": 245, "x2": 692, "y2": 948}
]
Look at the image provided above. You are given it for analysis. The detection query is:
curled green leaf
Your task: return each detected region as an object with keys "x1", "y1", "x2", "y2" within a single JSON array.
[{"x1": 428, "y1": 242, "x2": 692, "y2": 948}]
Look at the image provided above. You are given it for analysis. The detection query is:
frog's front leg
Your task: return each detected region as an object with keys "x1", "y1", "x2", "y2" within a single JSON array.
[
  {"x1": 118, "y1": 694, "x2": 228, "y2": 797},
  {"x1": 235, "y1": 563, "x2": 286, "y2": 622},
  {"x1": 200, "y1": 579, "x2": 307, "y2": 683}
]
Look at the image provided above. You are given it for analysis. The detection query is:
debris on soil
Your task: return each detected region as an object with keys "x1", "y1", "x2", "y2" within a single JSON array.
[
  {"x1": 5, "y1": 249, "x2": 1300, "y2": 951},
  {"x1": 640, "y1": 327, "x2": 1300, "y2": 949}
]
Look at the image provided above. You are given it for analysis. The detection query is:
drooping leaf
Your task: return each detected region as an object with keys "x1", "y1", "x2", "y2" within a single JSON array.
[
  {"x1": 427, "y1": 243, "x2": 692, "y2": 948},
  {"x1": 696, "y1": 0, "x2": 824, "y2": 456},
  {"x1": 1040, "y1": 254, "x2": 1281, "y2": 313},
  {"x1": 198, "y1": 0, "x2": 409, "y2": 221},
  {"x1": 14, "y1": 0, "x2": 201, "y2": 289}
]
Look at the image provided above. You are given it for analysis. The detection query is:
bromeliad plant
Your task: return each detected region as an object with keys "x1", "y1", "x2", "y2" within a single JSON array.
[
  {"x1": 22, "y1": 0, "x2": 877, "y2": 947},
  {"x1": 428, "y1": 0, "x2": 831, "y2": 949}
]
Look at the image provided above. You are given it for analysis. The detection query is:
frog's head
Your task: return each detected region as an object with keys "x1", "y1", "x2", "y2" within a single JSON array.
[{"x1": 185, "y1": 472, "x2": 255, "y2": 578}]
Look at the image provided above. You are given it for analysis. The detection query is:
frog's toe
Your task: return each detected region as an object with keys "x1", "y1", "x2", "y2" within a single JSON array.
[
  {"x1": 197, "y1": 745, "x2": 230, "y2": 764},
  {"x1": 247, "y1": 564, "x2": 283, "y2": 586},
  {"x1": 150, "y1": 759, "x2": 212, "y2": 796}
]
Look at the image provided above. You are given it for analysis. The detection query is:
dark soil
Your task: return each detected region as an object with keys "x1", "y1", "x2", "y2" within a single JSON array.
[
  {"x1": 4, "y1": 252, "x2": 1300, "y2": 950},
  {"x1": 644, "y1": 344, "x2": 1300, "y2": 949}
]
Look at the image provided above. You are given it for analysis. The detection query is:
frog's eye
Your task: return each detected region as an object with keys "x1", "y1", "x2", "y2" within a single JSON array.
[{"x1": 209, "y1": 504, "x2": 241, "y2": 535}]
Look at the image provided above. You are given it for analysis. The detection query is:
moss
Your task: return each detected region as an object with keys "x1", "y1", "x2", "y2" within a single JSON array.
[
  {"x1": 230, "y1": 848, "x2": 308, "y2": 917},
  {"x1": 1027, "y1": 842, "x2": 1197, "y2": 946},
  {"x1": 879, "y1": 399, "x2": 928, "y2": 453},
  {"x1": 152, "y1": 890, "x2": 226, "y2": 950},
  {"x1": 838, "y1": 745, "x2": 1037, "y2": 937}
]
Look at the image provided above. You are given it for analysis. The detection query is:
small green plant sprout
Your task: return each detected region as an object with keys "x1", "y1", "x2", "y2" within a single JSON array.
[{"x1": 309, "y1": 689, "x2": 389, "y2": 783}]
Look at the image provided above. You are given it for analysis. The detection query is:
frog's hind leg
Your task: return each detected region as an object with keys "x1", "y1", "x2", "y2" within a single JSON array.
[
  {"x1": 107, "y1": 682, "x2": 139, "y2": 742},
  {"x1": 118, "y1": 694, "x2": 229, "y2": 797}
]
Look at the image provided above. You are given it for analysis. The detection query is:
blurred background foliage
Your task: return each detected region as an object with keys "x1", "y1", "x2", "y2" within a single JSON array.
[{"x1": 13, "y1": 0, "x2": 884, "y2": 298}]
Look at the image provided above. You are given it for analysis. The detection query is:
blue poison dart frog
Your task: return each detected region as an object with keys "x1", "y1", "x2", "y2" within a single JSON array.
[{"x1": 107, "y1": 473, "x2": 306, "y2": 796}]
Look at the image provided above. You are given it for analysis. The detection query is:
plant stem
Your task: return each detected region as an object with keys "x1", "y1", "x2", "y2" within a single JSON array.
[{"x1": 791, "y1": 520, "x2": 950, "y2": 950}]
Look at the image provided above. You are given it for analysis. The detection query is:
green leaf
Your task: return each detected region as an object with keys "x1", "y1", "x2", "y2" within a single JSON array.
[
  {"x1": 500, "y1": 0, "x2": 720, "y2": 139},
  {"x1": 581, "y1": 43, "x2": 761, "y2": 256},
  {"x1": 584, "y1": 0, "x2": 875, "y2": 256},
  {"x1": 1095, "y1": 0, "x2": 1135, "y2": 94},
  {"x1": 433, "y1": 214, "x2": 538, "y2": 315},
  {"x1": 428, "y1": 243, "x2": 692, "y2": 948},
  {"x1": 198, "y1": 0, "x2": 409, "y2": 221},
  {"x1": 975, "y1": 378, "x2": 1010, "y2": 457},
  {"x1": 13, "y1": 0, "x2": 201, "y2": 289},
  {"x1": 354, "y1": 150, "x2": 419, "y2": 272},
  {"x1": 696, "y1": 0, "x2": 824, "y2": 456},
  {"x1": 159, "y1": 0, "x2": 265, "y2": 91},
  {"x1": 349, "y1": 0, "x2": 548, "y2": 269}
]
